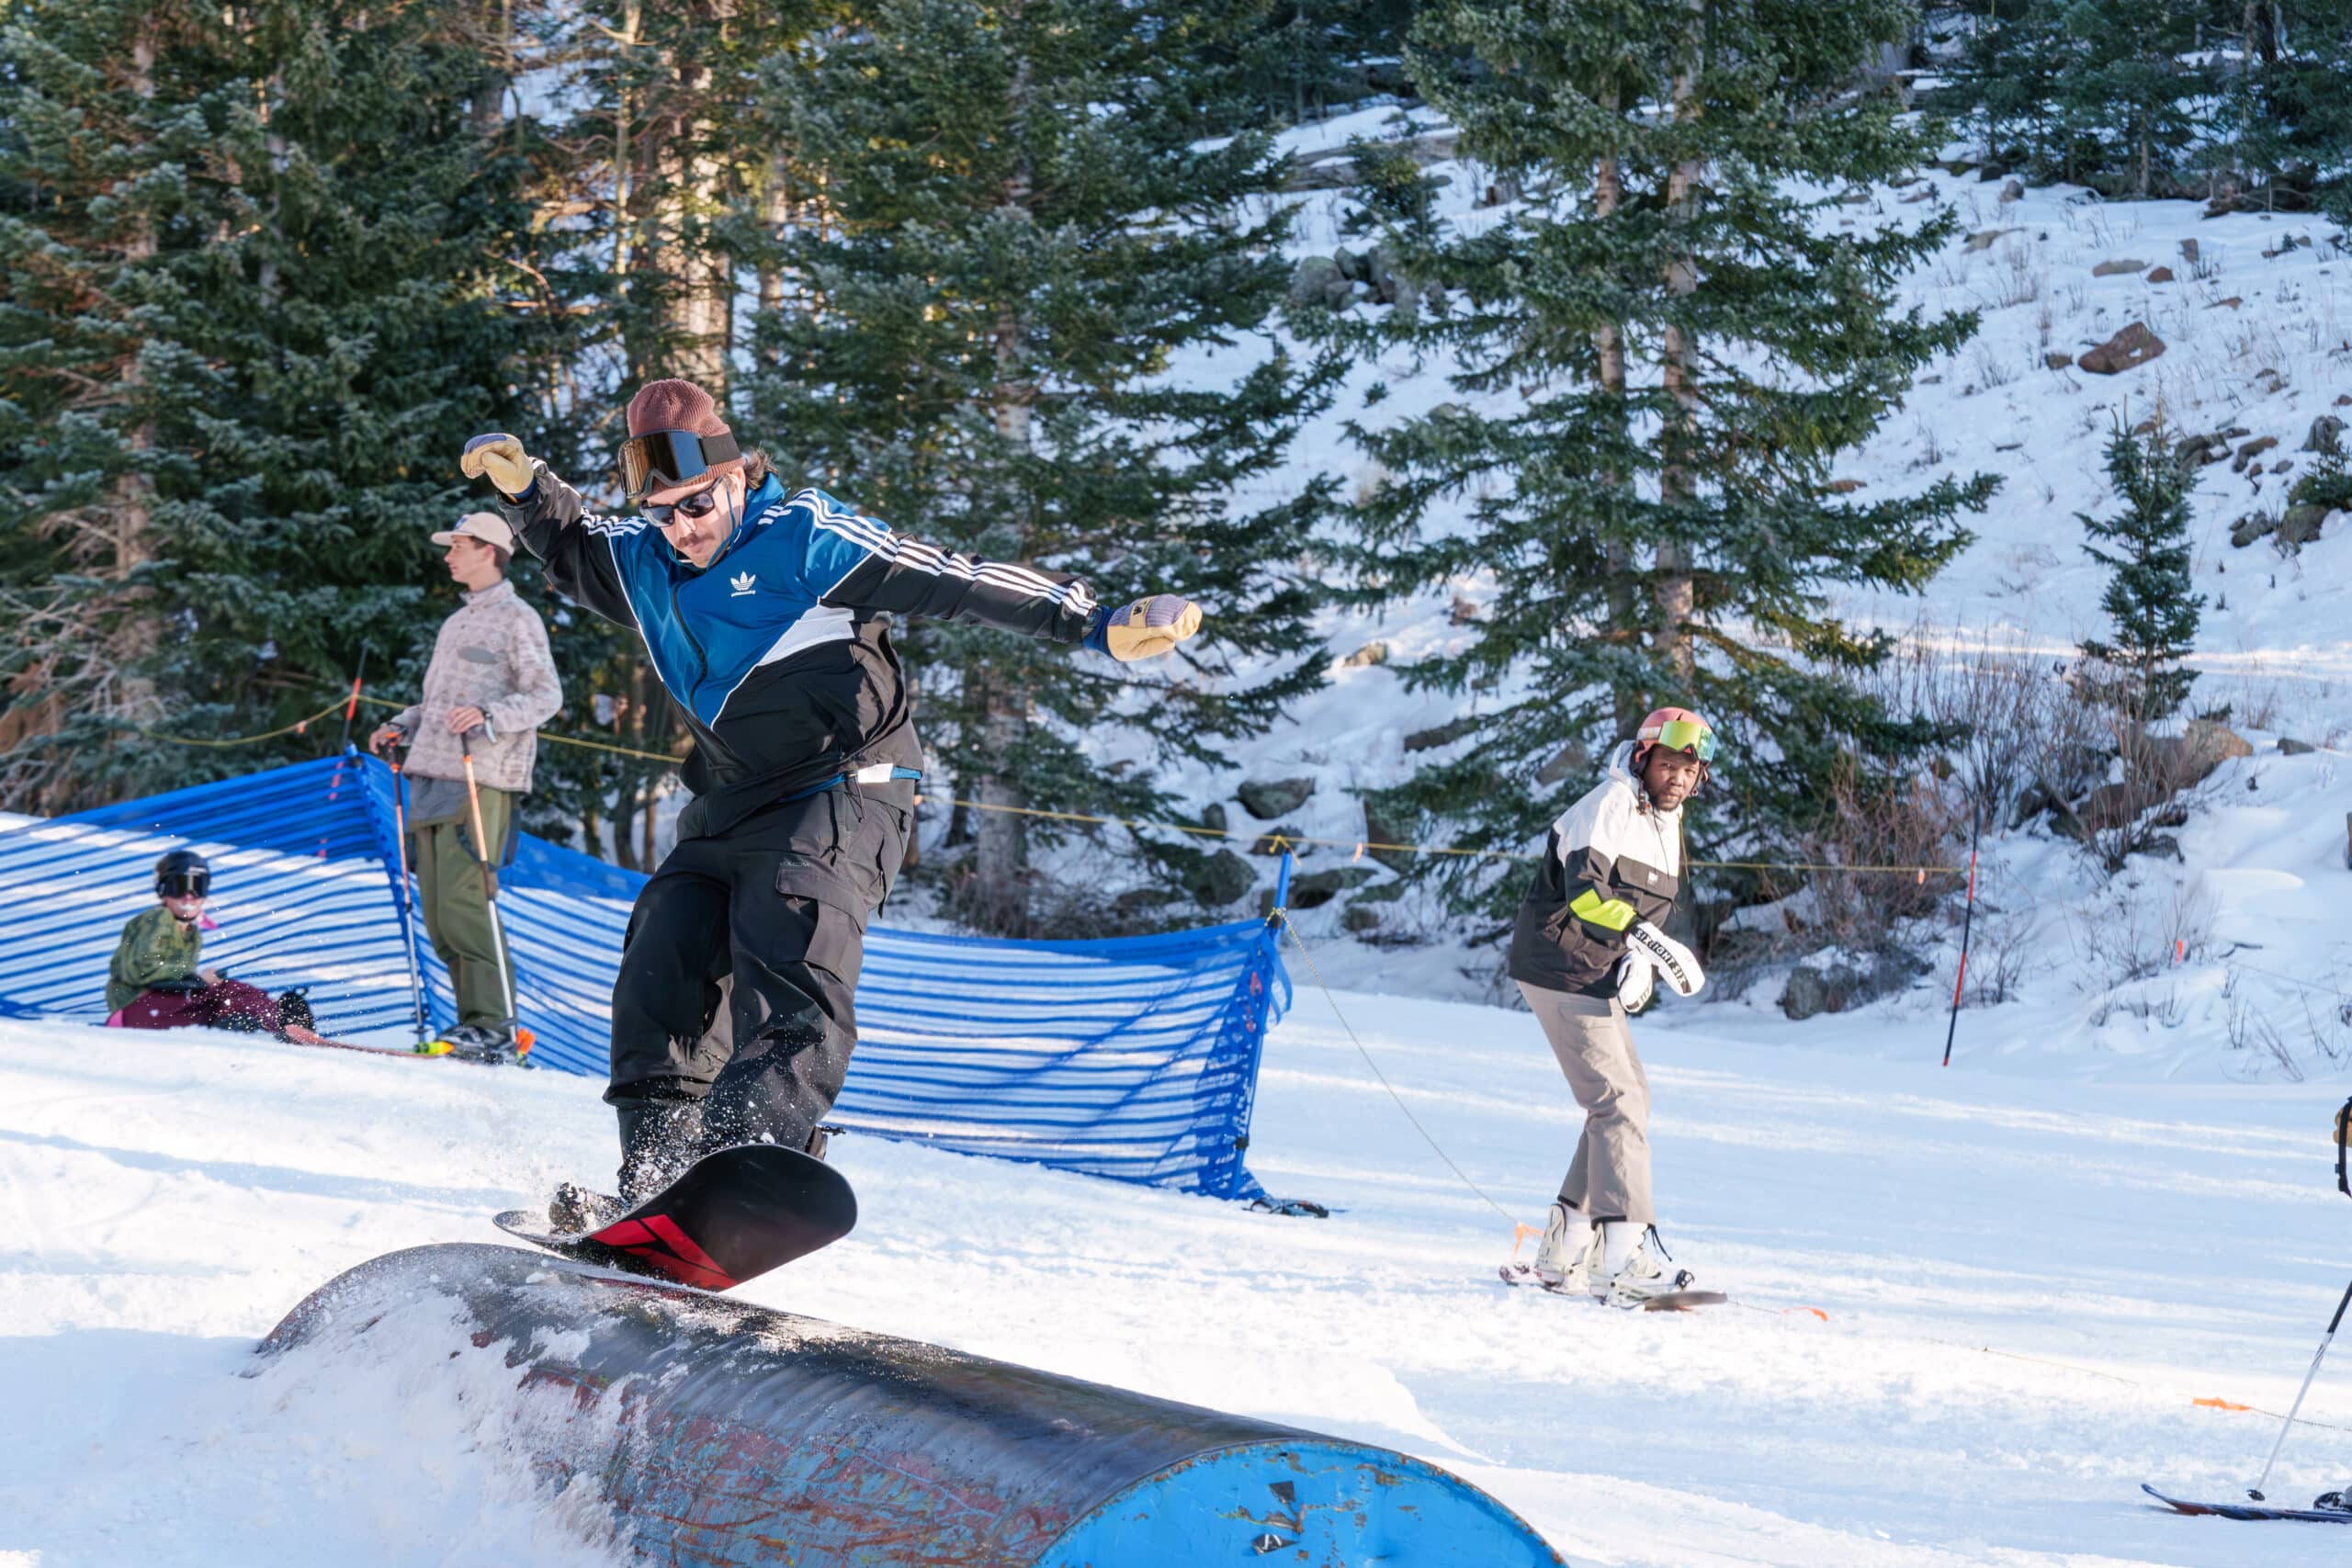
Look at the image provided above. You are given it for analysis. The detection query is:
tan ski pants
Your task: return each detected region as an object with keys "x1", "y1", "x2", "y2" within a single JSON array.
[{"x1": 1519, "y1": 981, "x2": 1653, "y2": 1225}]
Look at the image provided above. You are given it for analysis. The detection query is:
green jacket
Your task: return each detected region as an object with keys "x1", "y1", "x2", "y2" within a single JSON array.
[{"x1": 107, "y1": 906, "x2": 203, "y2": 1015}]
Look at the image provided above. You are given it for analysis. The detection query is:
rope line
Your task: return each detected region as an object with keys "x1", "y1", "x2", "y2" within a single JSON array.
[
  {"x1": 147, "y1": 699, "x2": 351, "y2": 749},
  {"x1": 332, "y1": 682, "x2": 1958, "y2": 874},
  {"x1": 1274, "y1": 908, "x2": 1519, "y2": 1224}
]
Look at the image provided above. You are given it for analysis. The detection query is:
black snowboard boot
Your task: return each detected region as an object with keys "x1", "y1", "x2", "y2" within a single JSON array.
[{"x1": 614, "y1": 1096, "x2": 707, "y2": 1205}]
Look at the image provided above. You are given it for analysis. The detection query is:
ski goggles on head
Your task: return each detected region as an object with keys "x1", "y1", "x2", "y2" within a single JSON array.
[
  {"x1": 157, "y1": 870, "x2": 209, "y2": 899},
  {"x1": 617, "y1": 428, "x2": 741, "y2": 505},
  {"x1": 1645, "y1": 718, "x2": 1718, "y2": 763}
]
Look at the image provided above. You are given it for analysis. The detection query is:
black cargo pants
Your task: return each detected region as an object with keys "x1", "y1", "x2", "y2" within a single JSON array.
[{"x1": 606, "y1": 785, "x2": 908, "y2": 1169}]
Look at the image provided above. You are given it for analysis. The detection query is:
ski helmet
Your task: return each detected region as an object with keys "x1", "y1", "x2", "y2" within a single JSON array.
[
  {"x1": 154, "y1": 848, "x2": 209, "y2": 899},
  {"x1": 1633, "y1": 706, "x2": 1718, "y2": 773}
]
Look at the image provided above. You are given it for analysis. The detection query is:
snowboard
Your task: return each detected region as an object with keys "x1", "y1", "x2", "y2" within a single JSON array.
[
  {"x1": 1498, "y1": 1261, "x2": 1727, "y2": 1311},
  {"x1": 2142, "y1": 1484, "x2": 2352, "y2": 1523},
  {"x1": 494, "y1": 1144, "x2": 856, "y2": 1292}
]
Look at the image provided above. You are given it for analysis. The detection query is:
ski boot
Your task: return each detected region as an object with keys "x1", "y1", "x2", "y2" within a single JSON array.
[
  {"x1": 1601, "y1": 1224, "x2": 1696, "y2": 1309},
  {"x1": 435, "y1": 1021, "x2": 527, "y2": 1066},
  {"x1": 2315, "y1": 1487, "x2": 2352, "y2": 1514}
]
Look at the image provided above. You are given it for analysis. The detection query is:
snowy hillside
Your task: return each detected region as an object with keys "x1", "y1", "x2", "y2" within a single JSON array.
[
  {"x1": 1073, "y1": 107, "x2": 2352, "y2": 1074},
  {"x1": 7, "y1": 999, "x2": 2352, "y2": 1566}
]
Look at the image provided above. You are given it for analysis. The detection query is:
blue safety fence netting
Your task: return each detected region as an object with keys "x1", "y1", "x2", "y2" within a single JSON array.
[{"x1": 0, "y1": 755, "x2": 1286, "y2": 1198}]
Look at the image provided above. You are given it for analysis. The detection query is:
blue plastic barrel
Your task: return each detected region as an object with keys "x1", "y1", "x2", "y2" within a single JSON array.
[{"x1": 261, "y1": 1244, "x2": 1563, "y2": 1567}]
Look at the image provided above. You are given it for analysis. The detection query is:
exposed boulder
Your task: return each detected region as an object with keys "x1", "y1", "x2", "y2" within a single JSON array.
[
  {"x1": 2000, "y1": 178, "x2": 2025, "y2": 202},
  {"x1": 1780, "y1": 951, "x2": 1928, "y2": 1021},
  {"x1": 2278, "y1": 503, "x2": 2333, "y2": 549},
  {"x1": 1250, "y1": 825, "x2": 1306, "y2": 857},
  {"x1": 1338, "y1": 641, "x2": 1388, "y2": 669},
  {"x1": 2145, "y1": 265, "x2": 2176, "y2": 284},
  {"x1": 2046, "y1": 352, "x2": 2075, "y2": 370},
  {"x1": 2078, "y1": 322, "x2": 2165, "y2": 375},
  {"x1": 2091, "y1": 257, "x2": 2148, "y2": 276},
  {"x1": 2280, "y1": 738, "x2": 2319, "y2": 755},
  {"x1": 1237, "y1": 776, "x2": 1315, "y2": 820},
  {"x1": 2305, "y1": 414, "x2": 2345, "y2": 455},
  {"x1": 1361, "y1": 805, "x2": 1419, "y2": 873},
  {"x1": 1285, "y1": 865, "x2": 1378, "y2": 910},
  {"x1": 2178, "y1": 238, "x2": 2199, "y2": 265},
  {"x1": 2232, "y1": 435, "x2": 2278, "y2": 472},
  {"x1": 1190, "y1": 850, "x2": 1256, "y2": 908},
  {"x1": 1341, "y1": 905, "x2": 1384, "y2": 934},
  {"x1": 1963, "y1": 227, "x2": 2021, "y2": 253},
  {"x1": 1287, "y1": 255, "x2": 1342, "y2": 311},
  {"x1": 2230, "y1": 511, "x2": 2279, "y2": 547}
]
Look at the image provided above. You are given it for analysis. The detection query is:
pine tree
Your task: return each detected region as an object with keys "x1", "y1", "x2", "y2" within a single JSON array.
[
  {"x1": 1950, "y1": 1, "x2": 2071, "y2": 174},
  {"x1": 737, "y1": 0, "x2": 1340, "y2": 932},
  {"x1": 2078, "y1": 419, "x2": 2201, "y2": 722},
  {"x1": 0, "y1": 1, "x2": 560, "y2": 808},
  {"x1": 1338, "y1": 0, "x2": 1997, "y2": 919},
  {"x1": 2048, "y1": 0, "x2": 2204, "y2": 197}
]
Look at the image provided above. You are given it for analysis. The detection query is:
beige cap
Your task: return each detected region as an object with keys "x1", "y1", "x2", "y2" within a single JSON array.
[{"x1": 430, "y1": 512, "x2": 515, "y2": 551}]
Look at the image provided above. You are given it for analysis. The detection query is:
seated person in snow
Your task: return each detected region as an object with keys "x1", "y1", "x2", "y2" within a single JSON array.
[{"x1": 106, "y1": 850, "x2": 328, "y2": 1045}]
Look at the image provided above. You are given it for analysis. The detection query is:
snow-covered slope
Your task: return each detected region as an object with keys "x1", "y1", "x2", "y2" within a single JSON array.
[
  {"x1": 6, "y1": 999, "x2": 2349, "y2": 1565},
  {"x1": 1065, "y1": 107, "x2": 2352, "y2": 1060}
]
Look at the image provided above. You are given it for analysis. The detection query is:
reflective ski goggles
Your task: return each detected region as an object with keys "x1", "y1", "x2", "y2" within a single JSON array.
[
  {"x1": 157, "y1": 871, "x2": 209, "y2": 898},
  {"x1": 643, "y1": 484, "x2": 724, "y2": 526},
  {"x1": 617, "y1": 428, "x2": 741, "y2": 505},
  {"x1": 1645, "y1": 717, "x2": 1718, "y2": 763}
]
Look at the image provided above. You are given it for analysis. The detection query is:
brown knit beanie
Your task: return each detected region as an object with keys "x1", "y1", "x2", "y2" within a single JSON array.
[{"x1": 626, "y1": 378, "x2": 732, "y2": 442}]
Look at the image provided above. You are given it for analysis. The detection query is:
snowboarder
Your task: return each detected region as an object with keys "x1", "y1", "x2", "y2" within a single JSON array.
[
  {"x1": 106, "y1": 850, "x2": 331, "y2": 1045},
  {"x1": 367, "y1": 512, "x2": 562, "y2": 1063},
  {"x1": 459, "y1": 379, "x2": 1201, "y2": 1222},
  {"x1": 1506, "y1": 707, "x2": 1715, "y2": 1306}
]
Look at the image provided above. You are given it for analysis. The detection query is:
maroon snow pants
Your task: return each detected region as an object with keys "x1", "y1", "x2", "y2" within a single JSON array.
[{"x1": 113, "y1": 981, "x2": 282, "y2": 1033}]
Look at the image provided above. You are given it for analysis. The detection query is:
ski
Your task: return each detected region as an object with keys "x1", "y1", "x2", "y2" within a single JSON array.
[
  {"x1": 1497, "y1": 1262, "x2": 1727, "y2": 1312},
  {"x1": 2142, "y1": 1483, "x2": 2352, "y2": 1523},
  {"x1": 282, "y1": 1033, "x2": 453, "y2": 1060},
  {"x1": 494, "y1": 1143, "x2": 856, "y2": 1292},
  {"x1": 2143, "y1": 1483, "x2": 2352, "y2": 1522}
]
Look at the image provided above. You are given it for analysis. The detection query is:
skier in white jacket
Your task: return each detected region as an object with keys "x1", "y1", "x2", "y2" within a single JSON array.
[{"x1": 1505, "y1": 706, "x2": 1715, "y2": 1306}]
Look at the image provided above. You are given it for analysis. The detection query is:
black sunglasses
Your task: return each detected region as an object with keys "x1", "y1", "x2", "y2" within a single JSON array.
[
  {"x1": 157, "y1": 871, "x2": 209, "y2": 898},
  {"x1": 618, "y1": 428, "x2": 741, "y2": 505},
  {"x1": 644, "y1": 483, "x2": 724, "y2": 526}
]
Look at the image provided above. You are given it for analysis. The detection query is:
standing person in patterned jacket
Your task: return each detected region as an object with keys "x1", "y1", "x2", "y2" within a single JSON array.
[
  {"x1": 368, "y1": 512, "x2": 563, "y2": 1062},
  {"x1": 458, "y1": 379, "x2": 1204, "y2": 1222},
  {"x1": 1505, "y1": 706, "x2": 1718, "y2": 1307}
]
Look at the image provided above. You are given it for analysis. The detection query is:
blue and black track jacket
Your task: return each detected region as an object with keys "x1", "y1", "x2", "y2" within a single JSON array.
[
  {"x1": 1507, "y1": 743, "x2": 1685, "y2": 998},
  {"x1": 499, "y1": 466, "x2": 1100, "y2": 840}
]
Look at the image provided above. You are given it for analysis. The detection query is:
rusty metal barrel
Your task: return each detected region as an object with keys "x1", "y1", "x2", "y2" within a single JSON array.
[{"x1": 260, "y1": 1244, "x2": 1562, "y2": 1566}]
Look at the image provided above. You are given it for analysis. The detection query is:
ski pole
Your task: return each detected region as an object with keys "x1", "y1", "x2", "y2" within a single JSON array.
[
  {"x1": 1941, "y1": 807, "x2": 1981, "y2": 1068},
  {"x1": 2246, "y1": 1094, "x2": 2352, "y2": 1500},
  {"x1": 385, "y1": 742, "x2": 432, "y2": 1044},
  {"x1": 458, "y1": 728, "x2": 521, "y2": 1035},
  {"x1": 2249, "y1": 1277, "x2": 2352, "y2": 1500}
]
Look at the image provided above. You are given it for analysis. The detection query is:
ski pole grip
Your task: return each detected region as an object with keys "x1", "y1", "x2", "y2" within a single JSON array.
[{"x1": 2335, "y1": 1095, "x2": 2352, "y2": 1197}]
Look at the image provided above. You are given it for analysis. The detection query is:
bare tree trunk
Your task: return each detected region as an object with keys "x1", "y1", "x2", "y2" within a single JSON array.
[
  {"x1": 108, "y1": 24, "x2": 164, "y2": 734},
  {"x1": 1653, "y1": 2, "x2": 1702, "y2": 686},
  {"x1": 970, "y1": 46, "x2": 1036, "y2": 926},
  {"x1": 1593, "y1": 90, "x2": 1642, "y2": 739}
]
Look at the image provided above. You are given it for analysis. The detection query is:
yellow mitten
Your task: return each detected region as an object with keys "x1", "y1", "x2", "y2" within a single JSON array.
[
  {"x1": 1088, "y1": 594, "x2": 1203, "y2": 662},
  {"x1": 459, "y1": 433, "x2": 536, "y2": 498}
]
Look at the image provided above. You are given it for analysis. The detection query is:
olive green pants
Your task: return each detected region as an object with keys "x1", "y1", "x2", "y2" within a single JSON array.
[{"x1": 410, "y1": 784, "x2": 517, "y2": 1030}]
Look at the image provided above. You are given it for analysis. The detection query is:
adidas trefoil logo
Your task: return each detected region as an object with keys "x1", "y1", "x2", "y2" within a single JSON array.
[{"x1": 729, "y1": 571, "x2": 757, "y2": 597}]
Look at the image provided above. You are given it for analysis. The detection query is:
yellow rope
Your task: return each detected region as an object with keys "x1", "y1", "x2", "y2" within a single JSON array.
[
  {"x1": 333, "y1": 689, "x2": 1962, "y2": 876},
  {"x1": 147, "y1": 699, "x2": 351, "y2": 749}
]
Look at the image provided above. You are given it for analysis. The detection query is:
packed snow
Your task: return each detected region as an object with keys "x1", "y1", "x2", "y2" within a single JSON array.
[{"x1": 6, "y1": 987, "x2": 2352, "y2": 1565}]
